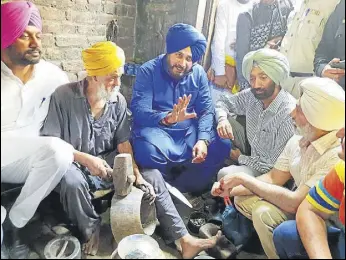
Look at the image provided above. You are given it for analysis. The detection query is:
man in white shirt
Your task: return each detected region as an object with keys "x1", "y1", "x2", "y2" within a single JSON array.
[
  {"x1": 0, "y1": 1, "x2": 73, "y2": 248},
  {"x1": 208, "y1": 0, "x2": 253, "y2": 103},
  {"x1": 280, "y1": 0, "x2": 341, "y2": 98},
  {"x1": 212, "y1": 77, "x2": 345, "y2": 259}
]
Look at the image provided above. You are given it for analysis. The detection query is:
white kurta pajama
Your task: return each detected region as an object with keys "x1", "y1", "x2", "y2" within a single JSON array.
[{"x1": 1, "y1": 60, "x2": 74, "y2": 228}]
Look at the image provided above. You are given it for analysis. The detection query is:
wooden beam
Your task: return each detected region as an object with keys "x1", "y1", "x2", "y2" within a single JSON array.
[{"x1": 202, "y1": 0, "x2": 219, "y2": 70}]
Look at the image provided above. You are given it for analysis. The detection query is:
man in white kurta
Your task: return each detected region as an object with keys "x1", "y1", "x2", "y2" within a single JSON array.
[
  {"x1": 1, "y1": 1, "x2": 74, "y2": 230},
  {"x1": 209, "y1": 0, "x2": 253, "y2": 103}
]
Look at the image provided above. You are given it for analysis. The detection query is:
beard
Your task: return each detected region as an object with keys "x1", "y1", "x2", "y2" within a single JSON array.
[
  {"x1": 96, "y1": 84, "x2": 120, "y2": 101},
  {"x1": 169, "y1": 64, "x2": 190, "y2": 80},
  {"x1": 7, "y1": 46, "x2": 42, "y2": 66},
  {"x1": 251, "y1": 81, "x2": 276, "y2": 100},
  {"x1": 294, "y1": 123, "x2": 315, "y2": 141}
]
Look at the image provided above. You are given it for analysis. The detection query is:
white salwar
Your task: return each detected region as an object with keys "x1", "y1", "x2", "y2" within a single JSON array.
[{"x1": 1, "y1": 60, "x2": 74, "y2": 228}]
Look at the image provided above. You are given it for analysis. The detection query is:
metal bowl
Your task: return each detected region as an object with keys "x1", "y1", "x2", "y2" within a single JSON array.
[
  {"x1": 188, "y1": 212, "x2": 208, "y2": 234},
  {"x1": 44, "y1": 236, "x2": 81, "y2": 259},
  {"x1": 116, "y1": 234, "x2": 163, "y2": 259}
]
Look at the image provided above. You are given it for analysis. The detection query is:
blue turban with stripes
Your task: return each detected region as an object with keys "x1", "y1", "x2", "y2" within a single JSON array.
[{"x1": 166, "y1": 23, "x2": 207, "y2": 63}]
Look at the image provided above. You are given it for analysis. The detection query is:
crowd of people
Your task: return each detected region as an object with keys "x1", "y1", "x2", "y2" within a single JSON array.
[{"x1": 1, "y1": 0, "x2": 345, "y2": 259}]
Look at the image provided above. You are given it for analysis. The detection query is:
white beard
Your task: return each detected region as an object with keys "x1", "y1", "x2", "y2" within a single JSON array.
[
  {"x1": 97, "y1": 84, "x2": 120, "y2": 101},
  {"x1": 295, "y1": 123, "x2": 315, "y2": 141}
]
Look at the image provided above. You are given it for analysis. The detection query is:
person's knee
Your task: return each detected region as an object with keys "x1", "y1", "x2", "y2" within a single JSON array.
[
  {"x1": 142, "y1": 169, "x2": 167, "y2": 195},
  {"x1": 252, "y1": 202, "x2": 282, "y2": 231},
  {"x1": 60, "y1": 169, "x2": 88, "y2": 194},
  {"x1": 273, "y1": 221, "x2": 297, "y2": 246},
  {"x1": 43, "y1": 137, "x2": 74, "y2": 169},
  {"x1": 134, "y1": 141, "x2": 162, "y2": 165},
  {"x1": 216, "y1": 137, "x2": 232, "y2": 156},
  {"x1": 217, "y1": 167, "x2": 231, "y2": 181},
  {"x1": 234, "y1": 195, "x2": 254, "y2": 217},
  {"x1": 142, "y1": 169, "x2": 163, "y2": 185}
]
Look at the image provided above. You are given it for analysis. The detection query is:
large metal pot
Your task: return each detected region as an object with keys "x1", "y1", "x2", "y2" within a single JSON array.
[{"x1": 111, "y1": 234, "x2": 164, "y2": 259}]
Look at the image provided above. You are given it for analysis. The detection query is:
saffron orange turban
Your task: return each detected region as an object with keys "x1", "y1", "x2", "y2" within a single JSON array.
[{"x1": 82, "y1": 41, "x2": 125, "y2": 76}]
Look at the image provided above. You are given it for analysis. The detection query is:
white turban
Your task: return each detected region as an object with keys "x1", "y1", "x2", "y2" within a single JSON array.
[{"x1": 299, "y1": 77, "x2": 345, "y2": 131}]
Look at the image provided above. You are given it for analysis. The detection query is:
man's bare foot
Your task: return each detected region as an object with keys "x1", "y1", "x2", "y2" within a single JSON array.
[
  {"x1": 82, "y1": 223, "x2": 101, "y2": 256},
  {"x1": 179, "y1": 231, "x2": 222, "y2": 259}
]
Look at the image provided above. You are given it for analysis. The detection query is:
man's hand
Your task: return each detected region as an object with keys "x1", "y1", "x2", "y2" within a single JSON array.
[
  {"x1": 217, "y1": 120, "x2": 234, "y2": 140},
  {"x1": 211, "y1": 173, "x2": 246, "y2": 197},
  {"x1": 230, "y1": 148, "x2": 242, "y2": 163},
  {"x1": 266, "y1": 36, "x2": 283, "y2": 50},
  {"x1": 192, "y1": 140, "x2": 208, "y2": 164},
  {"x1": 85, "y1": 155, "x2": 113, "y2": 179},
  {"x1": 214, "y1": 75, "x2": 229, "y2": 88},
  {"x1": 225, "y1": 64, "x2": 236, "y2": 90},
  {"x1": 322, "y1": 58, "x2": 345, "y2": 82},
  {"x1": 165, "y1": 95, "x2": 197, "y2": 125},
  {"x1": 211, "y1": 180, "x2": 229, "y2": 198},
  {"x1": 135, "y1": 175, "x2": 156, "y2": 205},
  {"x1": 207, "y1": 68, "x2": 215, "y2": 82}
]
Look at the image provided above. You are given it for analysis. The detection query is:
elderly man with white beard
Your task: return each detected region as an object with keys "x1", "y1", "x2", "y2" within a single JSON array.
[
  {"x1": 212, "y1": 77, "x2": 345, "y2": 259},
  {"x1": 42, "y1": 42, "x2": 222, "y2": 258}
]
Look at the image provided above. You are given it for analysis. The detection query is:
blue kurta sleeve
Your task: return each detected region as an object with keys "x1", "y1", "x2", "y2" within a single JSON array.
[
  {"x1": 131, "y1": 66, "x2": 169, "y2": 127},
  {"x1": 195, "y1": 68, "x2": 215, "y2": 142}
]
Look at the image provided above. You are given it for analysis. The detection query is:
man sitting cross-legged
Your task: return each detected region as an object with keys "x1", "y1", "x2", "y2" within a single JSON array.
[
  {"x1": 1, "y1": 2, "x2": 74, "y2": 257},
  {"x1": 131, "y1": 23, "x2": 231, "y2": 193},
  {"x1": 41, "y1": 41, "x2": 221, "y2": 258},
  {"x1": 216, "y1": 48, "x2": 296, "y2": 179}
]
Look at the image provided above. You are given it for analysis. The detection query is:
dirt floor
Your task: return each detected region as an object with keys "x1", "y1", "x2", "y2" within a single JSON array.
[{"x1": 2, "y1": 192, "x2": 266, "y2": 259}]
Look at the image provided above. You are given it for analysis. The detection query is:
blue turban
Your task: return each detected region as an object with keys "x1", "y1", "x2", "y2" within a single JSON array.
[{"x1": 166, "y1": 23, "x2": 207, "y2": 63}]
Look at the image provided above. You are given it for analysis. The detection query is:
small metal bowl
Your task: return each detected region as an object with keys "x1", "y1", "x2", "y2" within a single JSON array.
[
  {"x1": 44, "y1": 236, "x2": 81, "y2": 259},
  {"x1": 188, "y1": 212, "x2": 208, "y2": 234}
]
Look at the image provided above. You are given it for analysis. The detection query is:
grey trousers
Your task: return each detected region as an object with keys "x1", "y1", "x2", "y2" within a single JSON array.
[
  {"x1": 217, "y1": 165, "x2": 262, "y2": 180},
  {"x1": 56, "y1": 165, "x2": 188, "y2": 243},
  {"x1": 228, "y1": 116, "x2": 251, "y2": 156},
  {"x1": 218, "y1": 116, "x2": 261, "y2": 179}
]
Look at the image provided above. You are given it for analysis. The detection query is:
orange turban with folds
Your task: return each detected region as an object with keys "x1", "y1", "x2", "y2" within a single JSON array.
[{"x1": 82, "y1": 41, "x2": 125, "y2": 76}]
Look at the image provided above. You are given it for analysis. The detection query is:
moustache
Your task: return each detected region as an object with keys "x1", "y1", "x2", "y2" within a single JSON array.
[
  {"x1": 173, "y1": 65, "x2": 186, "y2": 71},
  {"x1": 25, "y1": 48, "x2": 42, "y2": 55},
  {"x1": 251, "y1": 88, "x2": 265, "y2": 94}
]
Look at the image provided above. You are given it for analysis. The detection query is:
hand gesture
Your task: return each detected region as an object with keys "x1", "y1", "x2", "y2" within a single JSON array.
[
  {"x1": 322, "y1": 58, "x2": 345, "y2": 82},
  {"x1": 166, "y1": 95, "x2": 197, "y2": 124},
  {"x1": 217, "y1": 120, "x2": 234, "y2": 140},
  {"x1": 192, "y1": 140, "x2": 208, "y2": 164}
]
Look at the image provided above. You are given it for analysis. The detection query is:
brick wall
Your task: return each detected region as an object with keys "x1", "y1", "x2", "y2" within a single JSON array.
[{"x1": 2, "y1": 0, "x2": 137, "y2": 82}]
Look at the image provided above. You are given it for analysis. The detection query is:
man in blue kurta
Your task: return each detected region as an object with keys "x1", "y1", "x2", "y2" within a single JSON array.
[{"x1": 131, "y1": 23, "x2": 232, "y2": 193}]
